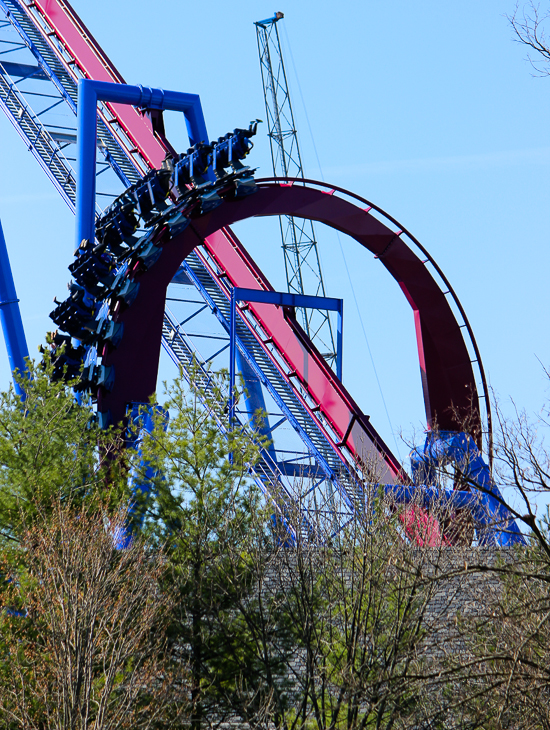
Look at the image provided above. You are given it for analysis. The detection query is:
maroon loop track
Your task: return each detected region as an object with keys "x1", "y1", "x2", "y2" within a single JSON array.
[
  {"x1": 99, "y1": 180, "x2": 482, "y2": 479},
  {"x1": 24, "y1": 1, "x2": 485, "y2": 476}
]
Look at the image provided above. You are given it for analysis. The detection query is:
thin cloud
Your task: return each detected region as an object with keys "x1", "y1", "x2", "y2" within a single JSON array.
[{"x1": 320, "y1": 147, "x2": 550, "y2": 178}]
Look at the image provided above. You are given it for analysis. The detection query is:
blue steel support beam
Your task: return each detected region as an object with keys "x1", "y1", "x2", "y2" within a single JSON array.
[
  {"x1": 0, "y1": 62, "x2": 48, "y2": 80},
  {"x1": 0, "y1": 216, "x2": 28, "y2": 397},
  {"x1": 229, "y1": 286, "x2": 237, "y2": 424},
  {"x1": 229, "y1": 287, "x2": 344, "y2": 469},
  {"x1": 235, "y1": 348, "x2": 277, "y2": 461},
  {"x1": 230, "y1": 287, "x2": 343, "y2": 383},
  {"x1": 114, "y1": 402, "x2": 169, "y2": 549},
  {"x1": 181, "y1": 258, "x2": 340, "y2": 488},
  {"x1": 386, "y1": 431, "x2": 525, "y2": 546},
  {"x1": 76, "y1": 79, "x2": 208, "y2": 248}
]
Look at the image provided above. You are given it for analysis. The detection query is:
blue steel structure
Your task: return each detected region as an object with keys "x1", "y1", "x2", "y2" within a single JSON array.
[
  {"x1": 75, "y1": 79, "x2": 209, "y2": 249},
  {"x1": 0, "y1": 0, "x2": 359, "y2": 531},
  {"x1": 0, "y1": 0, "x2": 306, "y2": 519},
  {"x1": 114, "y1": 402, "x2": 169, "y2": 549},
  {"x1": 0, "y1": 0, "x2": 524, "y2": 545},
  {"x1": 168, "y1": 257, "x2": 348, "y2": 489},
  {"x1": 0, "y1": 2, "x2": 322, "y2": 537},
  {"x1": 229, "y1": 288, "x2": 343, "y2": 424},
  {"x1": 388, "y1": 431, "x2": 524, "y2": 545},
  {"x1": 0, "y1": 216, "x2": 28, "y2": 397}
]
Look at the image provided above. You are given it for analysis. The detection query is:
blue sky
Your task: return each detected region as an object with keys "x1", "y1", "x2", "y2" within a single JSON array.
[{"x1": 1, "y1": 0, "x2": 549, "y2": 470}]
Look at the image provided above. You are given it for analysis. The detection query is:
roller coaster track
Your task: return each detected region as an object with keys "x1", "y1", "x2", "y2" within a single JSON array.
[
  {"x1": 0, "y1": 0, "x2": 492, "y2": 536},
  {"x1": 0, "y1": 0, "x2": 371, "y2": 531}
]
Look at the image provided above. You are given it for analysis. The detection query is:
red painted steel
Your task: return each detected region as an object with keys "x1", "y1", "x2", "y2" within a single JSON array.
[
  {"x1": 27, "y1": 1, "x2": 482, "y2": 484},
  {"x1": 98, "y1": 183, "x2": 480, "y2": 487},
  {"x1": 196, "y1": 185, "x2": 481, "y2": 442},
  {"x1": 31, "y1": 0, "x2": 170, "y2": 168}
]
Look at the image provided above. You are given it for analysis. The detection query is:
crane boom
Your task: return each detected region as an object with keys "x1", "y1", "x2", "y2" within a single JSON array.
[{"x1": 255, "y1": 13, "x2": 337, "y2": 368}]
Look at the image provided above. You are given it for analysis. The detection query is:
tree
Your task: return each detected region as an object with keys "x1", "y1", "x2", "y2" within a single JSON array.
[
  {"x1": 0, "y1": 361, "x2": 183, "y2": 728},
  {"x1": 137, "y1": 367, "x2": 274, "y2": 728},
  {"x1": 403, "y1": 398, "x2": 550, "y2": 729},
  {"x1": 0, "y1": 497, "x2": 180, "y2": 730},
  {"x1": 457, "y1": 537, "x2": 550, "y2": 730},
  {"x1": 0, "y1": 357, "x2": 126, "y2": 545},
  {"x1": 5, "y1": 358, "x2": 550, "y2": 729},
  {"x1": 509, "y1": 2, "x2": 550, "y2": 76},
  {"x1": 225, "y1": 494, "x2": 457, "y2": 730}
]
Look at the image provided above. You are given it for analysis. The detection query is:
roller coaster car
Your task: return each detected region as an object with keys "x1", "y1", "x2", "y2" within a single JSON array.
[
  {"x1": 128, "y1": 237, "x2": 163, "y2": 273},
  {"x1": 50, "y1": 288, "x2": 97, "y2": 341},
  {"x1": 95, "y1": 201, "x2": 139, "y2": 256},
  {"x1": 48, "y1": 119, "x2": 262, "y2": 399},
  {"x1": 102, "y1": 262, "x2": 139, "y2": 308},
  {"x1": 67, "y1": 281, "x2": 96, "y2": 308},
  {"x1": 94, "y1": 316, "x2": 123, "y2": 347},
  {"x1": 171, "y1": 142, "x2": 213, "y2": 195},
  {"x1": 41, "y1": 332, "x2": 86, "y2": 382},
  {"x1": 210, "y1": 120, "x2": 260, "y2": 179},
  {"x1": 111, "y1": 277, "x2": 140, "y2": 307},
  {"x1": 129, "y1": 167, "x2": 171, "y2": 223},
  {"x1": 69, "y1": 246, "x2": 115, "y2": 297},
  {"x1": 77, "y1": 362, "x2": 114, "y2": 394}
]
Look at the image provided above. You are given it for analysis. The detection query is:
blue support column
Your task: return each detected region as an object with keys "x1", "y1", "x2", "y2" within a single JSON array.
[
  {"x1": 114, "y1": 402, "x2": 169, "y2": 549},
  {"x1": 0, "y1": 216, "x2": 29, "y2": 397},
  {"x1": 336, "y1": 300, "x2": 343, "y2": 382},
  {"x1": 76, "y1": 79, "x2": 209, "y2": 248},
  {"x1": 76, "y1": 79, "x2": 98, "y2": 248},
  {"x1": 236, "y1": 349, "x2": 277, "y2": 460},
  {"x1": 228, "y1": 287, "x2": 344, "y2": 462},
  {"x1": 229, "y1": 287, "x2": 236, "y2": 424}
]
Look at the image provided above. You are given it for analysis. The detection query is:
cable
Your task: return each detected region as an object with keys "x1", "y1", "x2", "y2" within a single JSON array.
[{"x1": 280, "y1": 24, "x2": 403, "y2": 461}]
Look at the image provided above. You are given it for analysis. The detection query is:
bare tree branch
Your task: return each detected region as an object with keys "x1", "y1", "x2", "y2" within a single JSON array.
[{"x1": 509, "y1": 1, "x2": 550, "y2": 76}]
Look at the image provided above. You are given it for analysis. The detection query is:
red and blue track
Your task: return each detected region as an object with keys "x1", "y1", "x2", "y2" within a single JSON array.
[{"x1": 0, "y1": 0, "x2": 523, "y2": 544}]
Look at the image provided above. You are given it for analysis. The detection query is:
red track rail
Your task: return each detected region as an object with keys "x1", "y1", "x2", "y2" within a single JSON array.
[{"x1": 94, "y1": 181, "x2": 481, "y2": 488}]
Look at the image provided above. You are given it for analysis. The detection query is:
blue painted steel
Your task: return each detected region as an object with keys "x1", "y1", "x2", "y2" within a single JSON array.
[
  {"x1": 160, "y1": 307, "x2": 309, "y2": 538},
  {"x1": 337, "y1": 306, "x2": 343, "y2": 382},
  {"x1": 229, "y1": 288, "x2": 344, "y2": 405},
  {"x1": 0, "y1": 79, "x2": 76, "y2": 211},
  {"x1": 114, "y1": 402, "x2": 169, "y2": 549},
  {"x1": 0, "y1": 3, "x2": 353, "y2": 535},
  {"x1": 0, "y1": 0, "x2": 77, "y2": 114},
  {"x1": 229, "y1": 287, "x2": 236, "y2": 424},
  {"x1": 76, "y1": 79, "x2": 208, "y2": 247},
  {"x1": 254, "y1": 12, "x2": 284, "y2": 27},
  {"x1": 0, "y1": 61, "x2": 47, "y2": 80},
  {"x1": 387, "y1": 431, "x2": 525, "y2": 546},
  {"x1": 76, "y1": 79, "x2": 98, "y2": 247},
  {"x1": 232, "y1": 288, "x2": 342, "y2": 312},
  {"x1": 180, "y1": 259, "x2": 342, "y2": 488},
  {"x1": 236, "y1": 349, "x2": 277, "y2": 461},
  {"x1": 0, "y1": 0, "x2": 148, "y2": 191},
  {"x1": 0, "y1": 216, "x2": 28, "y2": 397}
]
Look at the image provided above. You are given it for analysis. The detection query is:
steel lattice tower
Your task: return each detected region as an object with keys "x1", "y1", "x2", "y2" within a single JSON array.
[{"x1": 255, "y1": 12, "x2": 337, "y2": 368}]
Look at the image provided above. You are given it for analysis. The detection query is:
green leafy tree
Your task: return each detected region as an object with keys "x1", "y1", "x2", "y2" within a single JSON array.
[
  {"x1": 0, "y1": 357, "x2": 125, "y2": 545},
  {"x1": 0, "y1": 361, "x2": 178, "y2": 729},
  {"x1": 237, "y1": 500, "x2": 439, "y2": 730},
  {"x1": 137, "y1": 368, "x2": 278, "y2": 728}
]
